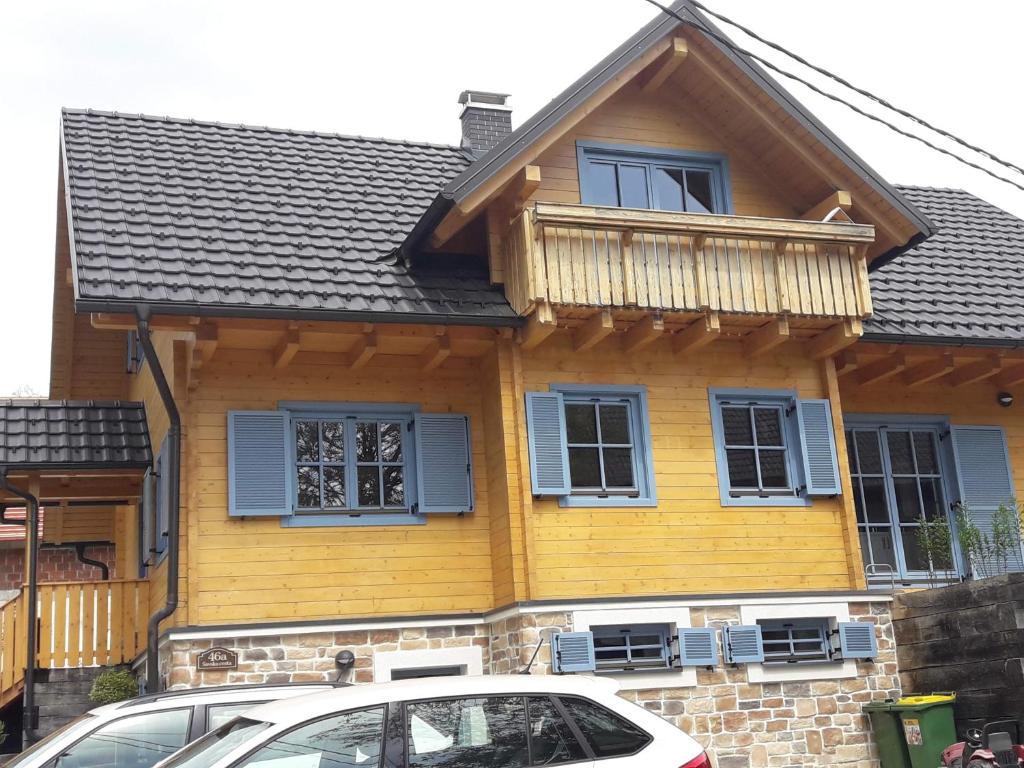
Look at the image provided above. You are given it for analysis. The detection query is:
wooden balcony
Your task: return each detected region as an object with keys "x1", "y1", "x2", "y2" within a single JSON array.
[{"x1": 503, "y1": 202, "x2": 875, "y2": 353}]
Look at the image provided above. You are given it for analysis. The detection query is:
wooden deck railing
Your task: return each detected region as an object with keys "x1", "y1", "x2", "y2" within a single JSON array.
[
  {"x1": 504, "y1": 202, "x2": 876, "y2": 320},
  {"x1": 0, "y1": 579, "x2": 150, "y2": 704}
]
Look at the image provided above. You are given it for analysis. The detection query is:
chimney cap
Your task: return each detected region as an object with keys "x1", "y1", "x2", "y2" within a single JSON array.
[{"x1": 458, "y1": 90, "x2": 511, "y2": 108}]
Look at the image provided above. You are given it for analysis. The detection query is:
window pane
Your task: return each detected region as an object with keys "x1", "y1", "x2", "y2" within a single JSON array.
[
  {"x1": 527, "y1": 697, "x2": 587, "y2": 766},
  {"x1": 356, "y1": 422, "x2": 379, "y2": 462},
  {"x1": 322, "y1": 421, "x2": 344, "y2": 462},
  {"x1": 380, "y1": 422, "x2": 402, "y2": 463},
  {"x1": 406, "y1": 697, "x2": 529, "y2": 768},
  {"x1": 920, "y1": 478, "x2": 944, "y2": 520},
  {"x1": 853, "y1": 479, "x2": 866, "y2": 523},
  {"x1": 684, "y1": 170, "x2": 714, "y2": 213},
  {"x1": 894, "y1": 477, "x2": 922, "y2": 522},
  {"x1": 854, "y1": 431, "x2": 883, "y2": 474},
  {"x1": 383, "y1": 466, "x2": 405, "y2": 507},
  {"x1": 912, "y1": 431, "x2": 939, "y2": 474},
  {"x1": 323, "y1": 466, "x2": 346, "y2": 508},
  {"x1": 758, "y1": 450, "x2": 789, "y2": 489},
  {"x1": 603, "y1": 448, "x2": 635, "y2": 489},
  {"x1": 565, "y1": 404, "x2": 598, "y2": 443},
  {"x1": 901, "y1": 529, "x2": 930, "y2": 572},
  {"x1": 754, "y1": 408, "x2": 784, "y2": 447},
  {"x1": 722, "y1": 406, "x2": 753, "y2": 445},
  {"x1": 557, "y1": 696, "x2": 650, "y2": 758},
  {"x1": 598, "y1": 404, "x2": 631, "y2": 444},
  {"x1": 726, "y1": 449, "x2": 757, "y2": 489},
  {"x1": 886, "y1": 431, "x2": 915, "y2": 474},
  {"x1": 297, "y1": 466, "x2": 321, "y2": 508},
  {"x1": 568, "y1": 447, "x2": 601, "y2": 488},
  {"x1": 862, "y1": 477, "x2": 890, "y2": 524},
  {"x1": 240, "y1": 707, "x2": 385, "y2": 768},
  {"x1": 357, "y1": 466, "x2": 381, "y2": 507},
  {"x1": 62, "y1": 708, "x2": 191, "y2": 768},
  {"x1": 846, "y1": 432, "x2": 859, "y2": 474},
  {"x1": 653, "y1": 167, "x2": 685, "y2": 212},
  {"x1": 295, "y1": 421, "x2": 319, "y2": 462},
  {"x1": 618, "y1": 164, "x2": 650, "y2": 209},
  {"x1": 588, "y1": 162, "x2": 619, "y2": 207},
  {"x1": 865, "y1": 527, "x2": 897, "y2": 568}
]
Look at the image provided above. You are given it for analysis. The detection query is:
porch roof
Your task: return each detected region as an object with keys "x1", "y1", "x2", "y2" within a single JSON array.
[{"x1": 0, "y1": 400, "x2": 152, "y2": 471}]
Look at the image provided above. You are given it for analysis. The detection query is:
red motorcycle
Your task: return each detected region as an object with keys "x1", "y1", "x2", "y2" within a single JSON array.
[{"x1": 942, "y1": 721, "x2": 1024, "y2": 767}]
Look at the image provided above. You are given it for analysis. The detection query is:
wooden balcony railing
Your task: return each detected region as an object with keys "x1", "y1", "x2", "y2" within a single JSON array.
[
  {"x1": 503, "y1": 202, "x2": 876, "y2": 320},
  {"x1": 0, "y1": 579, "x2": 150, "y2": 705}
]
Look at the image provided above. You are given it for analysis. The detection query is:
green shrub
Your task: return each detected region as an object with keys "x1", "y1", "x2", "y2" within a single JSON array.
[{"x1": 88, "y1": 668, "x2": 139, "y2": 705}]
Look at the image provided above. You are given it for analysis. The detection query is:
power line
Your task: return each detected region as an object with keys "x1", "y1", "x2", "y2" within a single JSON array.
[
  {"x1": 687, "y1": 0, "x2": 1024, "y2": 179},
  {"x1": 641, "y1": 0, "x2": 1024, "y2": 194}
]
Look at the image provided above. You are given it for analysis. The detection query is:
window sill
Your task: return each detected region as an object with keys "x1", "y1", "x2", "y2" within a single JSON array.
[
  {"x1": 558, "y1": 495, "x2": 657, "y2": 508},
  {"x1": 281, "y1": 513, "x2": 426, "y2": 528},
  {"x1": 718, "y1": 494, "x2": 811, "y2": 508}
]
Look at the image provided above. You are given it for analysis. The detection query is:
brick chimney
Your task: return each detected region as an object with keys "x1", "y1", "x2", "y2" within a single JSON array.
[{"x1": 458, "y1": 90, "x2": 512, "y2": 157}]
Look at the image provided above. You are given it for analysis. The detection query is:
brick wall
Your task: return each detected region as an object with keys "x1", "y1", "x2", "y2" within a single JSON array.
[{"x1": 0, "y1": 544, "x2": 116, "y2": 589}]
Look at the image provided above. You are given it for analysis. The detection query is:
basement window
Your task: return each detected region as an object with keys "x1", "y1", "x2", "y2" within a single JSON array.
[
  {"x1": 758, "y1": 619, "x2": 832, "y2": 664},
  {"x1": 591, "y1": 624, "x2": 671, "y2": 672}
]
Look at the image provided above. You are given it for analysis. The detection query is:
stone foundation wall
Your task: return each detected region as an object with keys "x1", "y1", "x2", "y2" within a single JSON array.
[{"x1": 161, "y1": 600, "x2": 897, "y2": 767}]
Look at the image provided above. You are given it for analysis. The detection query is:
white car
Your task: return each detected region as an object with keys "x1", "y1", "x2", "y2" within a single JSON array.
[
  {"x1": 155, "y1": 674, "x2": 710, "y2": 768},
  {"x1": 5, "y1": 682, "x2": 346, "y2": 768}
]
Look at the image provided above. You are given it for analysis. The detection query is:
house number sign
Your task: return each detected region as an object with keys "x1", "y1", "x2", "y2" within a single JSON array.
[{"x1": 196, "y1": 647, "x2": 238, "y2": 671}]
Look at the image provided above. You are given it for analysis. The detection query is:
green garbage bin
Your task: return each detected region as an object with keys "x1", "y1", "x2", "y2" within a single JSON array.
[
  {"x1": 864, "y1": 699, "x2": 912, "y2": 768},
  {"x1": 892, "y1": 694, "x2": 957, "y2": 768}
]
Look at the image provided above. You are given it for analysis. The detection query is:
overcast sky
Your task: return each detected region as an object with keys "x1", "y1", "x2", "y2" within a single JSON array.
[{"x1": 2, "y1": 0, "x2": 1022, "y2": 396}]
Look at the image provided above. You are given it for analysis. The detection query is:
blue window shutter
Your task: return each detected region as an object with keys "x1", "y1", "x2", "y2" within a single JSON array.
[
  {"x1": 677, "y1": 628, "x2": 719, "y2": 667},
  {"x1": 551, "y1": 632, "x2": 596, "y2": 673},
  {"x1": 837, "y1": 622, "x2": 878, "y2": 660},
  {"x1": 525, "y1": 392, "x2": 570, "y2": 496},
  {"x1": 139, "y1": 468, "x2": 155, "y2": 575},
  {"x1": 950, "y1": 426, "x2": 1023, "y2": 576},
  {"x1": 228, "y1": 411, "x2": 292, "y2": 517},
  {"x1": 414, "y1": 413, "x2": 473, "y2": 514},
  {"x1": 156, "y1": 436, "x2": 170, "y2": 554},
  {"x1": 723, "y1": 625, "x2": 764, "y2": 664},
  {"x1": 795, "y1": 399, "x2": 842, "y2": 496}
]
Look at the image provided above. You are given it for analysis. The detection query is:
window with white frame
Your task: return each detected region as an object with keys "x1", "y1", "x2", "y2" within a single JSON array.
[
  {"x1": 758, "y1": 618, "x2": 832, "y2": 664},
  {"x1": 294, "y1": 416, "x2": 410, "y2": 512},
  {"x1": 591, "y1": 624, "x2": 671, "y2": 672}
]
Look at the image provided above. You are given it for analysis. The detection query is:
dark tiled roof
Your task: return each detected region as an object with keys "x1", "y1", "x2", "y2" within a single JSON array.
[
  {"x1": 61, "y1": 109, "x2": 516, "y2": 325},
  {"x1": 866, "y1": 186, "x2": 1024, "y2": 344},
  {"x1": 0, "y1": 400, "x2": 152, "y2": 470}
]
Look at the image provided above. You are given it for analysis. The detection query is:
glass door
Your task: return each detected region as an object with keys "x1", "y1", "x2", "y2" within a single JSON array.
[{"x1": 846, "y1": 426, "x2": 957, "y2": 585}]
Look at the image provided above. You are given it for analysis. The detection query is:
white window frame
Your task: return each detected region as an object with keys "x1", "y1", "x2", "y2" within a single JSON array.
[
  {"x1": 739, "y1": 602, "x2": 856, "y2": 683},
  {"x1": 572, "y1": 607, "x2": 697, "y2": 691},
  {"x1": 373, "y1": 646, "x2": 483, "y2": 683}
]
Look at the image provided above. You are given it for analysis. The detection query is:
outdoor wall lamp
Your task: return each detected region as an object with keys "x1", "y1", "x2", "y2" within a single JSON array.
[
  {"x1": 334, "y1": 649, "x2": 356, "y2": 681},
  {"x1": 997, "y1": 392, "x2": 1014, "y2": 408}
]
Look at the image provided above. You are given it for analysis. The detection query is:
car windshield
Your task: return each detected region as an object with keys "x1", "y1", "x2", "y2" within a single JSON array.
[
  {"x1": 2, "y1": 714, "x2": 97, "y2": 768},
  {"x1": 157, "y1": 718, "x2": 271, "y2": 768}
]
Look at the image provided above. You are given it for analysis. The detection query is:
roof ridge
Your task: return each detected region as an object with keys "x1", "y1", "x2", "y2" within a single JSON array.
[{"x1": 61, "y1": 106, "x2": 465, "y2": 154}]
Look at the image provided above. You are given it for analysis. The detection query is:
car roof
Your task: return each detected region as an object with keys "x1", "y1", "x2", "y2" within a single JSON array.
[
  {"x1": 243, "y1": 675, "x2": 620, "y2": 725},
  {"x1": 89, "y1": 682, "x2": 346, "y2": 718}
]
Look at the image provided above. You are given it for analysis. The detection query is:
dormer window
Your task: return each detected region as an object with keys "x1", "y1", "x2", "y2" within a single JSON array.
[{"x1": 577, "y1": 141, "x2": 732, "y2": 214}]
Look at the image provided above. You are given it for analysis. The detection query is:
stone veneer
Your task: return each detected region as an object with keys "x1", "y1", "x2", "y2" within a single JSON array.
[{"x1": 161, "y1": 601, "x2": 897, "y2": 768}]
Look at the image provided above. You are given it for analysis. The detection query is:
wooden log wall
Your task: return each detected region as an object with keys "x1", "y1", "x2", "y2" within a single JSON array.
[{"x1": 893, "y1": 574, "x2": 1024, "y2": 730}]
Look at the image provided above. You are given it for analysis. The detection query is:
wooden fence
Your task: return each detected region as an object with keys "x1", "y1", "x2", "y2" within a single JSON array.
[{"x1": 0, "y1": 579, "x2": 150, "y2": 704}]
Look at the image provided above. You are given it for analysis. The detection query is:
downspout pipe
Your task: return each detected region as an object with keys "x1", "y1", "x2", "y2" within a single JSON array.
[
  {"x1": 0, "y1": 471, "x2": 39, "y2": 746},
  {"x1": 135, "y1": 310, "x2": 181, "y2": 692},
  {"x1": 74, "y1": 544, "x2": 110, "y2": 581}
]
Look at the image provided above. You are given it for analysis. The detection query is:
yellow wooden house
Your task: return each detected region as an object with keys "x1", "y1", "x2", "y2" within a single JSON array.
[{"x1": 3, "y1": 0, "x2": 1022, "y2": 761}]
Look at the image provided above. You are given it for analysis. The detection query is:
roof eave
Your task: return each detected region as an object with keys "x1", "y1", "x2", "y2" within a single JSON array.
[{"x1": 860, "y1": 332, "x2": 1024, "y2": 349}]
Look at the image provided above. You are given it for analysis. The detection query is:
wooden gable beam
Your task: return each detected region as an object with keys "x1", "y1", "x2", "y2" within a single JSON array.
[
  {"x1": 273, "y1": 324, "x2": 301, "y2": 368},
  {"x1": 519, "y1": 301, "x2": 557, "y2": 351},
  {"x1": 801, "y1": 191, "x2": 852, "y2": 221},
  {"x1": 622, "y1": 314, "x2": 665, "y2": 354},
  {"x1": 902, "y1": 354, "x2": 955, "y2": 388},
  {"x1": 995, "y1": 363, "x2": 1024, "y2": 389},
  {"x1": 836, "y1": 349, "x2": 859, "y2": 375},
  {"x1": 854, "y1": 353, "x2": 906, "y2": 386},
  {"x1": 674, "y1": 311, "x2": 721, "y2": 355},
  {"x1": 744, "y1": 317, "x2": 790, "y2": 358},
  {"x1": 640, "y1": 37, "x2": 689, "y2": 93},
  {"x1": 807, "y1": 319, "x2": 862, "y2": 360},
  {"x1": 195, "y1": 321, "x2": 219, "y2": 364},
  {"x1": 574, "y1": 310, "x2": 615, "y2": 352},
  {"x1": 948, "y1": 356, "x2": 1002, "y2": 387},
  {"x1": 343, "y1": 329, "x2": 377, "y2": 369},
  {"x1": 419, "y1": 333, "x2": 451, "y2": 372}
]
